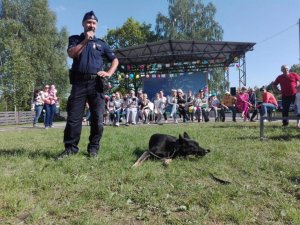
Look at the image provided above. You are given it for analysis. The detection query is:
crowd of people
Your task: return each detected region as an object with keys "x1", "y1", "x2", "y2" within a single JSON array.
[
  {"x1": 81, "y1": 86, "x2": 268, "y2": 127},
  {"x1": 32, "y1": 84, "x2": 59, "y2": 129},
  {"x1": 82, "y1": 64, "x2": 300, "y2": 128}
]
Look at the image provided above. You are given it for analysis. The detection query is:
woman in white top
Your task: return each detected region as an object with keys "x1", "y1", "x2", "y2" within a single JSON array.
[
  {"x1": 33, "y1": 90, "x2": 44, "y2": 127},
  {"x1": 126, "y1": 90, "x2": 138, "y2": 125},
  {"x1": 159, "y1": 90, "x2": 168, "y2": 122},
  {"x1": 153, "y1": 93, "x2": 162, "y2": 123},
  {"x1": 113, "y1": 92, "x2": 123, "y2": 126}
]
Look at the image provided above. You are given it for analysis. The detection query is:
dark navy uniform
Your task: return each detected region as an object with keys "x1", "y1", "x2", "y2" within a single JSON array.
[{"x1": 63, "y1": 33, "x2": 117, "y2": 156}]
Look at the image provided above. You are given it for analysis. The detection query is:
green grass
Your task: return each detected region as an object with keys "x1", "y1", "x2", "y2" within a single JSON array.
[{"x1": 0, "y1": 122, "x2": 300, "y2": 225}]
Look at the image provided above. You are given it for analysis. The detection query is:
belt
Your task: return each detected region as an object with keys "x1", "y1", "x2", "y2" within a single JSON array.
[{"x1": 83, "y1": 74, "x2": 98, "y2": 80}]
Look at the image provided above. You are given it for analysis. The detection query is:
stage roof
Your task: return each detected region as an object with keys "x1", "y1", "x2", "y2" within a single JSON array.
[{"x1": 114, "y1": 40, "x2": 255, "y2": 71}]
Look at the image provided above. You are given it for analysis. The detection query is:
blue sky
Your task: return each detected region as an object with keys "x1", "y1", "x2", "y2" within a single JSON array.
[{"x1": 49, "y1": 0, "x2": 300, "y2": 89}]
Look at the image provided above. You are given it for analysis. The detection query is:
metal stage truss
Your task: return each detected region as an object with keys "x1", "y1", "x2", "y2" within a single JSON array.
[{"x1": 113, "y1": 40, "x2": 255, "y2": 88}]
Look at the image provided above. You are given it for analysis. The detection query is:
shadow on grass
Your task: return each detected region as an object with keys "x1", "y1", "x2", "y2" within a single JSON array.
[
  {"x1": 0, "y1": 148, "x2": 55, "y2": 159},
  {"x1": 262, "y1": 125, "x2": 300, "y2": 140},
  {"x1": 266, "y1": 134, "x2": 300, "y2": 141},
  {"x1": 132, "y1": 147, "x2": 146, "y2": 158}
]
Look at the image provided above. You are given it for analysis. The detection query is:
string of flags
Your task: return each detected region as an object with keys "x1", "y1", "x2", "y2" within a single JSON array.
[
  {"x1": 117, "y1": 56, "x2": 241, "y2": 80},
  {"x1": 122, "y1": 58, "x2": 229, "y2": 71},
  {"x1": 117, "y1": 72, "x2": 200, "y2": 80}
]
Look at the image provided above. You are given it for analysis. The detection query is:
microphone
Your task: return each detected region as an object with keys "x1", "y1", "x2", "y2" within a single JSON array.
[{"x1": 88, "y1": 28, "x2": 95, "y2": 40}]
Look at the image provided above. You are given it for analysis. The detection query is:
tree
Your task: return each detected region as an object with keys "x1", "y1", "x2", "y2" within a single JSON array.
[
  {"x1": 155, "y1": 0, "x2": 226, "y2": 94},
  {"x1": 290, "y1": 64, "x2": 300, "y2": 74},
  {"x1": 0, "y1": 0, "x2": 69, "y2": 111},
  {"x1": 103, "y1": 17, "x2": 159, "y2": 94},
  {"x1": 156, "y1": 0, "x2": 223, "y2": 41}
]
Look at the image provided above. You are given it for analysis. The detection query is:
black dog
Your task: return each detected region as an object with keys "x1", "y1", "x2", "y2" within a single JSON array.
[{"x1": 132, "y1": 132, "x2": 210, "y2": 167}]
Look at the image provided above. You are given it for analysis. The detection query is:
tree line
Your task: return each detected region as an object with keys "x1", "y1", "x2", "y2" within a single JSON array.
[{"x1": 0, "y1": 0, "x2": 68, "y2": 111}]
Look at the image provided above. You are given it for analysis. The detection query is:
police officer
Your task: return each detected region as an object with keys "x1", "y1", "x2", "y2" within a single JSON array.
[{"x1": 57, "y1": 11, "x2": 119, "y2": 159}]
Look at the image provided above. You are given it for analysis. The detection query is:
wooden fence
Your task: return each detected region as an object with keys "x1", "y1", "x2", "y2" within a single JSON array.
[{"x1": 0, "y1": 111, "x2": 67, "y2": 126}]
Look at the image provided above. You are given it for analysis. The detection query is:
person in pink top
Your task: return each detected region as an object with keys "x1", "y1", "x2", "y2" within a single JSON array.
[
  {"x1": 258, "y1": 86, "x2": 278, "y2": 121},
  {"x1": 236, "y1": 87, "x2": 251, "y2": 121},
  {"x1": 273, "y1": 65, "x2": 300, "y2": 126}
]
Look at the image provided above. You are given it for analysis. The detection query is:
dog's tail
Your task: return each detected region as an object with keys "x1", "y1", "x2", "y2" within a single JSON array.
[{"x1": 132, "y1": 151, "x2": 151, "y2": 168}]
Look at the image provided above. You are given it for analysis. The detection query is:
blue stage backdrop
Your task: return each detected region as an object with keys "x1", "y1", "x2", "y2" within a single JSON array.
[{"x1": 143, "y1": 72, "x2": 207, "y2": 101}]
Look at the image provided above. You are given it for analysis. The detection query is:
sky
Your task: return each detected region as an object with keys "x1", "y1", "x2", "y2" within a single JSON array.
[{"x1": 49, "y1": 0, "x2": 300, "y2": 89}]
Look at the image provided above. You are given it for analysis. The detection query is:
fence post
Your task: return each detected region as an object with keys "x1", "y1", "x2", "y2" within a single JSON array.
[{"x1": 259, "y1": 116, "x2": 265, "y2": 140}]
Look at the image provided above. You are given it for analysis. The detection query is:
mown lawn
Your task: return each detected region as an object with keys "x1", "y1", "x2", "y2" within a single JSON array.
[{"x1": 0, "y1": 121, "x2": 299, "y2": 225}]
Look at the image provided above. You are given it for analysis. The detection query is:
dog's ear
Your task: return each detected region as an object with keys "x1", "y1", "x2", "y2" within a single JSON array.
[
  {"x1": 178, "y1": 134, "x2": 186, "y2": 143},
  {"x1": 183, "y1": 132, "x2": 190, "y2": 139},
  {"x1": 178, "y1": 134, "x2": 188, "y2": 144},
  {"x1": 178, "y1": 134, "x2": 183, "y2": 141}
]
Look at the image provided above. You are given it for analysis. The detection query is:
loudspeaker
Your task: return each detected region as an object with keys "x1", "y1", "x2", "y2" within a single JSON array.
[{"x1": 230, "y1": 87, "x2": 236, "y2": 96}]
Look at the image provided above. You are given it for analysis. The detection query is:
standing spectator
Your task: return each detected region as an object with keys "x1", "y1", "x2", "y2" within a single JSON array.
[
  {"x1": 159, "y1": 90, "x2": 168, "y2": 123},
  {"x1": 219, "y1": 91, "x2": 237, "y2": 122},
  {"x1": 236, "y1": 87, "x2": 251, "y2": 121},
  {"x1": 48, "y1": 84, "x2": 58, "y2": 127},
  {"x1": 121, "y1": 93, "x2": 129, "y2": 123},
  {"x1": 153, "y1": 93, "x2": 162, "y2": 123},
  {"x1": 56, "y1": 11, "x2": 119, "y2": 159},
  {"x1": 42, "y1": 84, "x2": 57, "y2": 129},
  {"x1": 103, "y1": 95, "x2": 110, "y2": 125},
  {"x1": 258, "y1": 87, "x2": 278, "y2": 122},
  {"x1": 273, "y1": 65, "x2": 300, "y2": 126},
  {"x1": 177, "y1": 89, "x2": 189, "y2": 123},
  {"x1": 168, "y1": 89, "x2": 178, "y2": 123},
  {"x1": 107, "y1": 94, "x2": 116, "y2": 126},
  {"x1": 137, "y1": 91, "x2": 144, "y2": 122},
  {"x1": 113, "y1": 91, "x2": 123, "y2": 126},
  {"x1": 126, "y1": 90, "x2": 138, "y2": 125},
  {"x1": 187, "y1": 90, "x2": 195, "y2": 122},
  {"x1": 32, "y1": 89, "x2": 44, "y2": 127},
  {"x1": 295, "y1": 85, "x2": 300, "y2": 128},
  {"x1": 248, "y1": 88, "x2": 258, "y2": 122}
]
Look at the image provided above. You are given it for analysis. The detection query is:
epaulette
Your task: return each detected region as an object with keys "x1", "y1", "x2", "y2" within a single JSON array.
[
  {"x1": 69, "y1": 34, "x2": 81, "y2": 39},
  {"x1": 97, "y1": 38, "x2": 106, "y2": 43}
]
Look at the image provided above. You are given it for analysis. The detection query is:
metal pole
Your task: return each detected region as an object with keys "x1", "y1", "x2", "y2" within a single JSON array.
[{"x1": 299, "y1": 18, "x2": 300, "y2": 64}]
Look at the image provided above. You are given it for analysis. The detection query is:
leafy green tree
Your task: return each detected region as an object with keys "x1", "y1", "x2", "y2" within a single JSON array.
[
  {"x1": 156, "y1": 0, "x2": 226, "y2": 94},
  {"x1": 0, "y1": 0, "x2": 68, "y2": 111},
  {"x1": 290, "y1": 64, "x2": 300, "y2": 74},
  {"x1": 156, "y1": 0, "x2": 223, "y2": 41},
  {"x1": 104, "y1": 17, "x2": 159, "y2": 94}
]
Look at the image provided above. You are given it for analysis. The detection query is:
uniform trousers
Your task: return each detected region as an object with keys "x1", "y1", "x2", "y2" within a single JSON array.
[
  {"x1": 281, "y1": 95, "x2": 295, "y2": 126},
  {"x1": 64, "y1": 79, "x2": 105, "y2": 154}
]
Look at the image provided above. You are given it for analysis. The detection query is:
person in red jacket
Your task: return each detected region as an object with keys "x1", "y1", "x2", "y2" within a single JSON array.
[
  {"x1": 273, "y1": 65, "x2": 300, "y2": 126},
  {"x1": 258, "y1": 86, "x2": 278, "y2": 121}
]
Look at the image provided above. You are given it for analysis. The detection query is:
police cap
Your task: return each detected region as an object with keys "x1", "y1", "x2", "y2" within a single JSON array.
[{"x1": 82, "y1": 11, "x2": 98, "y2": 23}]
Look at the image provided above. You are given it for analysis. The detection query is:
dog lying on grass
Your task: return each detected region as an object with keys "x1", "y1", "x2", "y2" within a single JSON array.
[{"x1": 132, "y1": 132, "x2": 210, "y2": 168}]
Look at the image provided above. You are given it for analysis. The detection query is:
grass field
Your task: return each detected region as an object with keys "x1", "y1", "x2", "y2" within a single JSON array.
[{"x1": 0, "y1": 121, "x2": 300, "y2": 225}]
